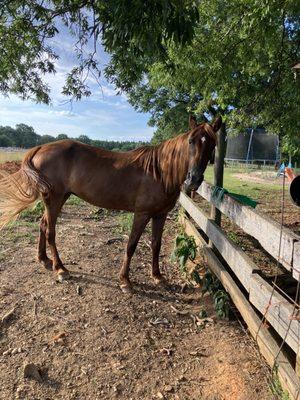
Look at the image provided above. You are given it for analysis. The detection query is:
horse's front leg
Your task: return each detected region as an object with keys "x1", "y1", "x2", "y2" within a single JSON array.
[
  {"x1": 119, "y1": 212, "x2": 150, "y2": 293},
  {"x1": 151, "y1": 214, "x2": 167, "y2": 284}
]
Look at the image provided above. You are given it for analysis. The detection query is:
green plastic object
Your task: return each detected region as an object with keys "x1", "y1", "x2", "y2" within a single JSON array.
[{"x1": 211, "y1": 186, "x2": 257, "y2": 208}]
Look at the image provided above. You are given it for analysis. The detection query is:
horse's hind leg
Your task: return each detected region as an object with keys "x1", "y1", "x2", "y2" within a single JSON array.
[
  {"x1": 151, "y1": 214, "x2": 167, "y2": 284},
  {"x1": 37, "y1": 214, "x2": 52, "y2": 270},
  {"x1": 43, "y1": 192, "x2": 69, "y2": 281},
  {"x1": 119, "y1": 212, "x2": 150, "y2": 293}
]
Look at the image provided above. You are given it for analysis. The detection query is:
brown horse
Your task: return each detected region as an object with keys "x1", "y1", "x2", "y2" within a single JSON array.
[{"x1": 0, "y1": 116, "x2": 221, "y2": 292}]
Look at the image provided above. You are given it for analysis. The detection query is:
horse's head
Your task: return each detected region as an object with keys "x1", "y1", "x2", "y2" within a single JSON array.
[{"x1": 183, "y1": 116, "x2": 222, "y2": 193}]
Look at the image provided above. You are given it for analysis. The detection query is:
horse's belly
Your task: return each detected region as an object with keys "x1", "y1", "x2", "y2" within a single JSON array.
[{"x1": 71, "y1": 173, "x2": 177, "y2": 214}]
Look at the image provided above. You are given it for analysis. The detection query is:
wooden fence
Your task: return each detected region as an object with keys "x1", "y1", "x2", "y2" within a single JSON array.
[{"x1": 179, "y1": 181, "x2": 300, "y2": 400}]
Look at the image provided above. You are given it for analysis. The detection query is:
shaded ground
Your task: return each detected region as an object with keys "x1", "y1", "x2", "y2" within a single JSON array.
[{"x1": 0, "y1": 201, "x2": 274, "y2": 400}]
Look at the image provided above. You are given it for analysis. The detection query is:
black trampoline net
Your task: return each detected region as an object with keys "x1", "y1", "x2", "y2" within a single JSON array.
[{"x1": 226, "y1": 129, "x2": 279, "y2": 162}]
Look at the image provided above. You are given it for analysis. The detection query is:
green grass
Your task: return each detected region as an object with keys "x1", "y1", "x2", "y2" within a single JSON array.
[
  {"x1": 116, "y1": 212, "x2": 134, "y2": 234},
  {"x1": 66, "y1": 194, "x2": 84, "y2": 206},
  {"x1": 0, "y1": 150, "x2": 25, "y2": 163},
  {"x1": 269, "y1": 368, "x2": 290, "y2": 400},
  {"x1": 20, "y1": 200, "x2": 45, "y2": 221},
  {"x1": 204, "y1": 166, "x2": 284, "y2": 198},
  {"x1": 0, "y1": 221, "x2": 37, "y2": 245}
]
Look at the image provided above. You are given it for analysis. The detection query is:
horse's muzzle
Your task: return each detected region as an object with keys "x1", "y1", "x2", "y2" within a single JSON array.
[{"x1": 183, "y1": 173, "x2": 204, "y2": 194}]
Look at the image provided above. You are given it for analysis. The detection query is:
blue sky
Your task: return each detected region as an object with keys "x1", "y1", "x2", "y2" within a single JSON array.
[{"x1": 0, "y1": 26, "x2": 154, "y2": 142}]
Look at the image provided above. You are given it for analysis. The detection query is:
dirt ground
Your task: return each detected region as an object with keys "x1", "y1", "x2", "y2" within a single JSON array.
[
  {"x1": 233, "y1": 171, "x2": 280, "y2": 185},
  {"x1": 0, "y1": 200, "x2": 275, "y2": 400}
]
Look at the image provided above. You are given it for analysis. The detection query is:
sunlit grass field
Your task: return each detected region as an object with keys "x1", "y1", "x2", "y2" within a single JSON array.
[
  {"x1": 204, "y1": 165, "x2": 285, "y2": 197},
  {"x1": 0, "y1": 150, "x2": 25, "y2": 163}
]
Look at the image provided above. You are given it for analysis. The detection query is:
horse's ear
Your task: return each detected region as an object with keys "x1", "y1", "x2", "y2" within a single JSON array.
[
  {"x1": 189, "y1": 115, "x2": 197, "y2": 130},
  {"x1": 212, "y1": 116, "x2": 222, "y2": 132}
]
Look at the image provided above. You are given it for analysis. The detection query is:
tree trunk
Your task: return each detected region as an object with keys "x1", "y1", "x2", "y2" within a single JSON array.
[{"x1": 210, "y1": 122, "x2": 227, "y2": 227}]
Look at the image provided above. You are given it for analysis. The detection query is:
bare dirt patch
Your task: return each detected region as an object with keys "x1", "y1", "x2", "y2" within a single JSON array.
[
  {"x1": 0, "y1": 200, "x2": 274, "y2": 400},
  {"x1": 233, "y1": 171, "x2": 280, "y2": 185}
]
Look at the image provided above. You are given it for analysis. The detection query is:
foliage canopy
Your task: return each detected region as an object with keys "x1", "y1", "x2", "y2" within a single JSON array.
[
  {"x1": 0, "y1": 0, "x2": 199, "y2": 102},
  {"x1": 125, "y1": 0, "x2": 300, "y2": 145},
  {"x1": 0, "y1": 0, "x2": 299, "y2": 150}
]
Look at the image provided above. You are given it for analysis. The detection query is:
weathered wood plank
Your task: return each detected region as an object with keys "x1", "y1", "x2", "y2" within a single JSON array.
[
  {"x1": 250, "y1": 274, "x2": 300, "y2": 355},
  {"x1": 293, "y1": 241, "x2": 300, "y2": 281},
  {"x1": 197, "y1": 181, "x2": 300, "y2": 273},
  {"x1": 179, "y1": 192, "x2": 257, "y2": 291},
  {"x1": 180, "y1": 215, "x2": 300, "y2": 400},
  {"x1": 296, "y1": 354, "x2": 300, "y2": 379}
]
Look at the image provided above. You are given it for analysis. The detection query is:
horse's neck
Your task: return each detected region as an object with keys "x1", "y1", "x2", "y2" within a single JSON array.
[{"x1": 158, "y1": 133, "x2": 189, "y2": 192}]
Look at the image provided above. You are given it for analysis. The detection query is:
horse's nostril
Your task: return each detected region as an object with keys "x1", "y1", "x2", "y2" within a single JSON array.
[{"x1": 187, "y1": 172, "x2": 191, "y2": 179}]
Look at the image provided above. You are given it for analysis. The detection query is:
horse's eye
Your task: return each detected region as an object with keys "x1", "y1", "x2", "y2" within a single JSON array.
[{"x1": 189, "y1": 138, "x2": 193, "y2": 145}]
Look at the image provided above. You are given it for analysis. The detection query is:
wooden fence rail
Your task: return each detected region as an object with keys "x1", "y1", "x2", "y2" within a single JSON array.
[
  {"x1": 179, "y1": 186, "x2": 300, "y2": 400},
  {"x1": 197, "y1": 181, "x2": 300, "y2": 280}
]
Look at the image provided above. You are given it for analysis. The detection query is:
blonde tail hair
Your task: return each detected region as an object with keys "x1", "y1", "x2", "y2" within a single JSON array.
[{"x1": 0, "y1": 147, "x2": 51, "y2": 229}]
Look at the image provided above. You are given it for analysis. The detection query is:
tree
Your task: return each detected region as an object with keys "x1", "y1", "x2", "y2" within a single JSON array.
[
  {"x1": 0, "y1": 123, "x2": 150, "y2": 150},
  {"x1": 282, "y1": 135, "x2": 300, "y2": 162},
  {"x1": 125, "y1": 0, "x2": 299, "y2": 145},
  {"x1": 129, "y1": 85, "x2": 203, "y2": 143},
  {"x1": 56, "y1": 134, "x2": 69, "y2": 140},
  {"x1": 0, "y1": 135, "x2": 13, "y2": 147},
  {"x1": 0, "y1": 125, "x2": 25, "y2": 147},
  {"x1": 0, "y1": 1, "x2": 199, "y2": 103},
  {"x1": 77, "y1": 135, "x2": 91, "y2": 144},
  {"x1": 15, "y1": 124, "x2": 40, "y2": 147},
  {"x1": 38, "y1": 134, "x2": 56, "y2": 145}
]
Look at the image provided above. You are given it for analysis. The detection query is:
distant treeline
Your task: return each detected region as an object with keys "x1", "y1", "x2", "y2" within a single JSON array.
[{"x1": 0, "y1": 124, "x2": 149, "y2": 151}]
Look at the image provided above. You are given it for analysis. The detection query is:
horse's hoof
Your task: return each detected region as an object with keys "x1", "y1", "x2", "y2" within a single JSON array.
[
  {"x1": 42, "y1": 258, "x2": 53, "y2": 271},
  {"x1": 56, "y1": 269, "x2": 70, "y2": 283},
  {"x1": 120, "y1": 283, "x2": 133, "y2": 294}
]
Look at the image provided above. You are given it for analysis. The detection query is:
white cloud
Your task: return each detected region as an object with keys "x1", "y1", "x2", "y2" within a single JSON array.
[
  {"x1": 0, "y1": 29, "x2": 154, "y2": 142},
  {"x1": 101, "y1": 86, "x2": 117, "y2": 97}
]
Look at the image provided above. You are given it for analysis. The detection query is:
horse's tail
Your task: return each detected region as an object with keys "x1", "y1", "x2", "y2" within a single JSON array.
[{"x1": 0, "y1": 146, "x2": 51, "y2": 229}]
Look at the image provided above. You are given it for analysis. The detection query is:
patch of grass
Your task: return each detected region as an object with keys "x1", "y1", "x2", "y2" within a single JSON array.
[
  {"x1": 4, "y1": 219, "x2": 38, "y2": 232},
  {"x1": 116, "y1": 212, "x2": 134, "y2": 234},
  {"x1": 204, "y1": 166, "x2": 283, "y2": 199},
  {"x1": 227, "y1": 231, "x2": 246, "y2": 248},
  {"x1": 20, "y1": 200, "x2": 44, "y2": 221},
  {"x1": 0, "y1": 150, "x2": 25, "y2": 163},
  {"x1": 66, "y1": 195, "x2": 84, "y2": 206},
  {"x1": 0, "y1": 229, "x2": 35, "y2": 244},
  {"x1": 269, "y1": 368, "x2": 290, "y2": 400},
  {"x1": 1, "y1": 219, "x2": 38, "y2": 245}
]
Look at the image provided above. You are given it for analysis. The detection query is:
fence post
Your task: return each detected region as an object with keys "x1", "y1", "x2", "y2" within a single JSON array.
[{"x1": 210, "y1": 122, "x2": 227, "y2": 227}]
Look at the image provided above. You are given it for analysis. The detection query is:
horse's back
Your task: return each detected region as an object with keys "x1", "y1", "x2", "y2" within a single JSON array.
[
  {"x1": 26, "y1": 140, "x2": 176, "y2": 214},
  {"x1": 27, "y1": 140, "x2": 137, "y2": 206},
  {"x1": 28, "y1": 140, "x2": 103, "y2": 189}
]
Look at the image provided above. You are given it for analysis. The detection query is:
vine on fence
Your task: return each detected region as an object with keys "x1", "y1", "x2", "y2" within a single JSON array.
[{"x1": 172, "y1": 232, "x2": 230, "y2": 319}]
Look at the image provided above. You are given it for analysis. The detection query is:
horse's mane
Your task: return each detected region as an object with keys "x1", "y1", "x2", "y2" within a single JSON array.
[{"x1": 130, "y1": 123, "x2": 216, "y2": 192}]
